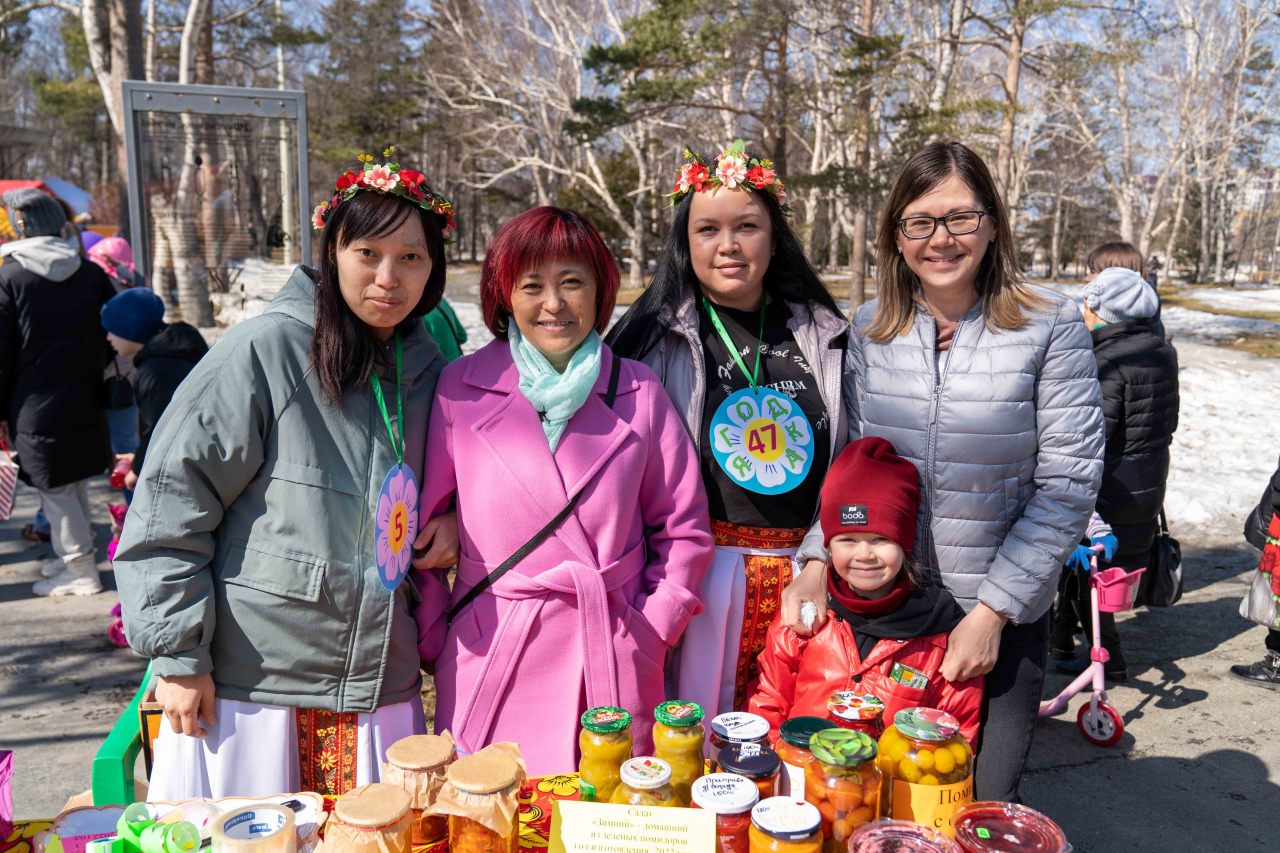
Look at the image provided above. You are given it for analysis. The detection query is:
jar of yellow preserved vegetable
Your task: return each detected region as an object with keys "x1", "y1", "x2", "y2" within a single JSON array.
[
  {"x1": 579, "y1": 706, "x2": 633, "y2": 803},
  {"x1": 609, "y1": 757, "x2": 680, "y2": 807},
  {"x1": 748, "y1": 797, "x2": 822, "y2": 853},
  {"x1": 877, "y1": 708, "x2": 973, "y2": 837},
  {"x1": 652, "y1": 700, "x2": 705, "y2": 804},
  {"x1": 443, "y1": 751, "x2": 522, "y2": 853},
  {"x1": 804, "y1": 729, "x2": 881, "y2": 851}
]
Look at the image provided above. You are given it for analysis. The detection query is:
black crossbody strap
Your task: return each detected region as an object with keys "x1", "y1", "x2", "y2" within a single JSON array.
[{"x1": 447, "y1": 355, "x2": 622, "y2": 623}]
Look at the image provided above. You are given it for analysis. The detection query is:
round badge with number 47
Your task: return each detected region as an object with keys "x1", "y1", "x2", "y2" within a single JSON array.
[
  {"x1": 375, "y1": 464, "x2": 419, "y2": 590},
  {"x1": 709, "y1": 387, "x2": 814, "y2": 495}
]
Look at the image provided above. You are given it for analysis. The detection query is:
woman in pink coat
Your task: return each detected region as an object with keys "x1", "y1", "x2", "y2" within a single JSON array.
[{"x1": 413, "y1": 207, "x2": 713, "y2": 775}]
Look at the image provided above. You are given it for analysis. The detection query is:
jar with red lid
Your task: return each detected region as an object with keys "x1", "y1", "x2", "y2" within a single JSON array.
[
  {"x1": 691, "y1": 773, "x2": 759, "y2": 853},
  {"x1": 950, "y1": 802, "x2": 1070, "y2": 853},
  {"x1": 772, "y1": 716, "x2": 837, "y2": 799},
  {"x1": 826, "y1": 691, "x2": 885, "y2": 739},
  {"x1": 716, "y1": 743, "x2": 781, "y2": 802}
]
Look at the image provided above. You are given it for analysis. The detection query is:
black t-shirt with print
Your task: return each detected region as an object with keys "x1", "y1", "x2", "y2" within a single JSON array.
[{"x1": 698, "y1": 298, "x2": 831, "y2": 529}]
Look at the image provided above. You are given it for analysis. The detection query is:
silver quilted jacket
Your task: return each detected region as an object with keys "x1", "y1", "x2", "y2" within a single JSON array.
[{"x1": 800, "y1": 287, "x2": 1104, "y2": 625}]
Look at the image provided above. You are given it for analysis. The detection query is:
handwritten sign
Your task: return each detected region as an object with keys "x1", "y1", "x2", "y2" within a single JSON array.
[{"x1": 549, "y1": 800, "x2": 716, "y2": 853}]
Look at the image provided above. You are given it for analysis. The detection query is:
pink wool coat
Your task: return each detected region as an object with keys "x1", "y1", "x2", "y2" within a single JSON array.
[{"x1": 414, "y1": 340, "x2": 713, "y2": 775}]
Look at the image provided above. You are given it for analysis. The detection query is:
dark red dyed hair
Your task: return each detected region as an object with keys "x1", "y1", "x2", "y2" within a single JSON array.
[{"x1": 480, "y1": 206, "x2": 620, "y2": 339}]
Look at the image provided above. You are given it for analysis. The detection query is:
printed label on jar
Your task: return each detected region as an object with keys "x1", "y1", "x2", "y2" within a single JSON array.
[
  {"x1": 890, "y1": 777, "x2": 973, "y2": 837},
  {"x1": 780, "y1": 761, "x2": 805, "y2": 799}
]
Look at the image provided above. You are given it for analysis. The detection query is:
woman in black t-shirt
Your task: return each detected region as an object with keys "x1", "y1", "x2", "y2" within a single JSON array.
[{"x1": 607, "y1": 142, "x2": 852, "y2": 714}]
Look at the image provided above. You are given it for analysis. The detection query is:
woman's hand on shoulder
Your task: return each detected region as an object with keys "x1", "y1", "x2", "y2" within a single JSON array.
[
  {"x1": 412, "y1": 511, "x2": 459, "y2": 570},
  {"x1": 939, "y1": 603, "x2": 1008, "y2": 682},
  {"x1": 155, "y1": 673, "x2": 217, "y2": 737},
  {"x1": 780, "y1": 559, "x2": 829, "y2": 636}
]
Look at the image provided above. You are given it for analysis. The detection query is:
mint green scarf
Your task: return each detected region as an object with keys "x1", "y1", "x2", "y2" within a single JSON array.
[{"x1": 509, "y1": 325, "x2": 602, "y2": 452}]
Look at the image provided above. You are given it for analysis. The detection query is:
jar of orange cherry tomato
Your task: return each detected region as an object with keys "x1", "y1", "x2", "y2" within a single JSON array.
[
  {"x1": 578, "y1": 706, "x2": 633, "y2": 803},
  {"x1": 748, "y1": 797, "x2": 823, "y2": 853},
  {"x1": 877, "y1": 708, "x2": 973, "y2": 837},
  {"x1": 691, "y1": 773, "x2": 759, "y2": 853},
  {"x1": 773, "y1": 716, "x2": 837, "y2": 799},
  {"x1": 826, "y1": 691, "x2": 886, "y2": 739},
  {"x1": 803, "y1": 728, "x2": 881, "y2": 852},
  {"x1": 716, "y1": 743, "x2": 781, "y2": 802},
  {"x1": 652, "y1": 700, "x2": 705, "y2": 805}
]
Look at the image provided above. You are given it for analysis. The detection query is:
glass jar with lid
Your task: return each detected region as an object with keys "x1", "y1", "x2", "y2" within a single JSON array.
[
  {"x1": 951, "y1": 802, "x2": 1070, "y2": 853},
  {"x1": 691, "y1": 773, "x2": 760, "y2": 853},
  {"x1": 578, "y1": 706, "x2": 633, "y2": 803},
  {"x1": 847, "y1": 819, "x2": 963, "y2": 853},
  {"x1": 443, "y1": 751, "x2": 522, "y2": 853},
  {"x1": 652, "y1": 700, "x2": 705, "y2": 804},
  {"x1": 716, "y1": 743, "x2": 781, "y2": 803},
  {"x1": 326, "y1": 783, "x2": 414, "y2": 852},
  {"x1": 709, "y1": 712, "x2": 771, "y2": 767},
  {"x1": 826, "y1": 691, "x2": 886, "y2": 739},
  {"x1": 804, "y1": 728, "x2": 882, "y2": 850},
  {"x1": 748, "y1": 797, "x2": 822, "y2": 853},
  {"x1": 772, "y1": 716, "x2": 837, "y2": 799},
  {"x1": 877, "y1": 708, "x2": 973, "y2": 837},
  {"x1": 383, "y1": 733, "x2": 456, "y2": 846},
  {"x1": 609, "y1": 756, "x2": 681, "y2": 807}
]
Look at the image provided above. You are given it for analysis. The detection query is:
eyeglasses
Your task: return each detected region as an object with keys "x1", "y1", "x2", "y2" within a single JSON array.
[{"x1": 896, "y1": 210, "x2": 990, "y2": 240}]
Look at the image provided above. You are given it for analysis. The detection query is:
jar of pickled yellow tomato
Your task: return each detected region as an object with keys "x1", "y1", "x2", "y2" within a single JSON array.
[
  {"x1": 748, "y1": 797, "x2": 823, "y2": 853},
  {"x1": 877, "y1": 708, "x2": 973, "y2": 837},
  {"x1": 804, "y1": 729, "x2": 882, "y2": 851},
  {"x1": 826, "y1": 691, "x2": 886, "y2": 739},
  {"x1": 609, "y1": 757, "x2": 680, "y2": 807},
  {"x1": 773, "y1": 716, "x2": 837, "y2": 799},
  {"x1": 652, "y1": 700, "x2": 705, "y2": 804},
  {"x1": 578, "y1": 706, "x2": 633, "y2": 803}
]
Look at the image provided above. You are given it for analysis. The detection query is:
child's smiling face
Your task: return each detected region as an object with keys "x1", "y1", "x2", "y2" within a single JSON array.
[{"x1": 830, "y1": 532, "x2": 907, "y2": 599}]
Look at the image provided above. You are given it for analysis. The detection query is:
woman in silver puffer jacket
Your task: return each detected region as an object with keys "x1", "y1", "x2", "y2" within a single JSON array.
[{"x1": 787, "y1": 141, "x2": 1104, "y2": 803}]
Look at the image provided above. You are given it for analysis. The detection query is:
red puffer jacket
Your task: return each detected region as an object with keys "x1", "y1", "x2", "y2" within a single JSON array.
[{"x1": 748, "y1": 613, "x2": 984, "y2": 745}]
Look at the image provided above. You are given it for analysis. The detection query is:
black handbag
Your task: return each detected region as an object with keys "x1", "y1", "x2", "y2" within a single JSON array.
[
  {"x1": 1136, "y1": 508, "x2": 1183, "y2": 607},
  {"x1": 103, "y1": 358, "x2": 133, "y2": 410},
  {"x1": 1244, "y1": 472, "x2": 1277, "y2": 550}
]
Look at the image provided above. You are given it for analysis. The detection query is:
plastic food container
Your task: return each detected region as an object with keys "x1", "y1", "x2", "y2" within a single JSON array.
[
  {"x1": 951, "y1": 802, "x2": 1070, "y2": 852},
  {"x1": 444, "y1": 752, "x2": 522, "y2": 853},
  {"x1": 579, "y1": 706, "x2": 633, "y2": 803},
  {"x1": 717, "y1": 743, "x2": 782, "y2": 802},
  {"x1": 877, "y1": 709, "x2": 973, "y2": 837},
  {"x1": 383, "y1": 733, "x2": 456, "y2": 845},
  {"x1": 847, "y1": 819, "x2": 963, "y2": 852},
  {"x1": 748, "y1": 797, "x2": 823, "y2": 853},
  {"x1": 804, "y1": 729, "x2": 881, "y2": 848},
  {"x1": 653, "y1": 700, "x2": 706, "y2": 804},
  {"x1": 826, "y1": 691, "x2": 886, "y2": 738},
  {"x1": 609, "y1": 757, "x2": 680, "y2": 807},
  {"x1": 691, "y1": 773, "x2": 760, "y2": 853},
  {"x1": 711, "y1": 712, "x2": 772, "y2": 765},
  {"x1": 774, "y1": 716, "x2": 838, "y2": 799},
  {"x1": 323, "y1": 784, "x2": 412, "y2": 852}
]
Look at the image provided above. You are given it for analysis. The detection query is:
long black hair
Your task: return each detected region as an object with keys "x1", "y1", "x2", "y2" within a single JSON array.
[
  {"x1": 311, "y1": 191, "x2": 447, "y2": 406},
  {"x1": 606, "y1": 179, "x2": 837, "y2": 360}
]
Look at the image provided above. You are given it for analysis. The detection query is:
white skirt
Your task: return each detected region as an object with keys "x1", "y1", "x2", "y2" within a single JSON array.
[
  {"x1": 147, "y1": 697, "x2": 424, "y2": 801},
  {"x1": 673, "y1": 538, "x2": 800, "y2": 719}
]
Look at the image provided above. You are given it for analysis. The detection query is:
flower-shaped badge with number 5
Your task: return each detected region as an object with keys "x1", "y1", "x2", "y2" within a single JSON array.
[{"x1": 375, "y1": 464, "x2": 419, "y2": 589}]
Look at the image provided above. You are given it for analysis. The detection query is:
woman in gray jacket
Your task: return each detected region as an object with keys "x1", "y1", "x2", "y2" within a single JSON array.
[
  {"x1": 786, "y1": 142, "x2": 1104, "y2": 802},
  {"x1": 114, "y1": 155, "x2": 452, "y2": 799}
]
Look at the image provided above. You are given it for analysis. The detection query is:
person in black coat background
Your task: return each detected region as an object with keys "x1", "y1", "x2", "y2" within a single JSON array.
[
  {"x1": 1053, "y1": 265, "x2": 1180, "y2": 680},
  {"x1": 1236, "y1": 454, "x2": 1280, "y2": 689},
  {"x1": 99, "y1": 288, "x2": 209, "y2": 488},
  {"x1": 0, "y1": 188, "x2": 115, "y2": 596}
]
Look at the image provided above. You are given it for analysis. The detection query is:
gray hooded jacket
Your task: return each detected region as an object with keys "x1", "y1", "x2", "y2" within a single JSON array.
[
  {"x1": 0, "y1": 236, "x2": 82, "y2": 282},
  {"x1": 799, "y1": 288, "x2": 1104, "y2": 625},
  {"x1": 114, "y1": 267, "x2": 445, "y2": 712}
]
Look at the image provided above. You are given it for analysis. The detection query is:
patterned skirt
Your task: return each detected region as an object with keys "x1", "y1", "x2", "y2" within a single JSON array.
[{"x1": 672, "y1": 521, "x2": 807, "y2": 718}]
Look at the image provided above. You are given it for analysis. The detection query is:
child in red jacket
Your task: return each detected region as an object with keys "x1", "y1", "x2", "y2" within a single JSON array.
[{"x1": 748, "y1": 437, "x2": 984, "y2": 744}]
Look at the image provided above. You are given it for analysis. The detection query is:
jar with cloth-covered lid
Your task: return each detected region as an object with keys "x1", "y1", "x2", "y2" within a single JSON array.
[
  {"x1": 320, "y1": 783, "x2": 413, "y2": 852},
  {"x1": 431, "y1": 746, "x2": 526, "y2": 853},
  {"x1": 382, "y1": 732, "x2": 456, "y2": 845}
]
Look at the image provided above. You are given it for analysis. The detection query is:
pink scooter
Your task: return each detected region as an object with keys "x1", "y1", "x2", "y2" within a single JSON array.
[{"x1": 1039, "y1": 545, "x2": 1145, "y2": 746}]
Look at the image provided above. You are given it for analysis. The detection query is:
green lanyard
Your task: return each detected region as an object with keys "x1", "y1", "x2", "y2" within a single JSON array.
[
  {"x1": 702, "y1": 293, "x2": 766, "y2": 391},
  {"x1": 369, "y1": 333, "x2": 405, "y2": 466}
]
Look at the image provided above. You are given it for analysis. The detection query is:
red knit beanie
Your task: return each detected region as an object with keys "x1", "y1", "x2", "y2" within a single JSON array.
[{"x1": 820, "y1": 437, "x2": 920, "y2": 552}]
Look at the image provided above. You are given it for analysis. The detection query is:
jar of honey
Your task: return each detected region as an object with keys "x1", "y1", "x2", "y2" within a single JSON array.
[
  {"x1": 804, "y1": 728, "x2": 882, "y2": 850},
  {"x1": 748, "y1": 797, "x2": 822, "y2": 853},
  {"x1": 609, "y1": 757, "x2": 680, "y2": 807},
  {"x1": 773, "y1": 716, "x2": 836, "y2": 799},
  {"x1": 578, "y1": 706, "x2": 633, "y2": 803},
  {"x1": 444, "y1": 751, "x2": 523, "y2": 853},
  {"x1": 325, "y1": 783, "x2": 414, "y2": 853},
  {"x1": 690, "y1": 773, "x2": 759, "y2": 853},
  {"x1": 652, "y1": 700, "x2": 705, "y2": 804},
  {"x1": 716, "y1": 744, "x2": 781, "y2": 803},
  {"x1": 826, "y1": 691, "x2": 885, "y2": 739},
  {"x1": 383, "y1": 733, "x2": 456, "y2": 846},
  {"x1": 877, "y1": 709, "x2": 973, "y2": 837}
]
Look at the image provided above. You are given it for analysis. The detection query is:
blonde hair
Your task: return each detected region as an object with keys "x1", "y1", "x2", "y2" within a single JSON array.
[
  {"x1": 1086, "y1": 241, "x2": 1144, "y2": 276},
  {"x1": 867, "y1": 141, "x2": 1047, "y2": 343}
]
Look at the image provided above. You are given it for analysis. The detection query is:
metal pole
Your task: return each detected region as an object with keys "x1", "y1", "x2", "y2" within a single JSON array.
[{"x1": 276, "y1": 0, "x2": 294, "y2": 266}]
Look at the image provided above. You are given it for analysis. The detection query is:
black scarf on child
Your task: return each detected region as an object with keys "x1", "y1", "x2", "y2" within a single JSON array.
[{"x1": 826, "y1": 570, "x2": 968, "y2": 662}]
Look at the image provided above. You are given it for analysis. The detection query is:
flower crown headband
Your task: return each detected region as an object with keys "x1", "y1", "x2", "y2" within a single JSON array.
[
  {"x1": 312, "y1": 146, "x2": 457, "y2": 242},
  {"x1": 670, "y1": 139, "x2": 790, "y2": 214}
]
